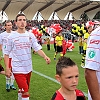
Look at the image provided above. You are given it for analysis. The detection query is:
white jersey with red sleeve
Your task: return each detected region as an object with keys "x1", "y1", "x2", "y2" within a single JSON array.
[
  {"x1": 4, "y1": 31, "x2": 42, "y2": 74},
  {"x1": 0, "y1": 31, "x2": 13, "y2": 58},
  {"x1": 85, "y1": 26, "x2": 100, "y2": 83}
]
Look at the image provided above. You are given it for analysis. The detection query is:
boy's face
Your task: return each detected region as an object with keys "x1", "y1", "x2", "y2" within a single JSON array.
[
  {"x1": 56, "y1": 65, "x2": 79, "y2": 91},
  {"x1": 88, "y1": 26, "x2": 93, "y2": 33},
  {"x1": 58, "y1": 32, "x2": 62, "y2": 36},
  {"x1": 16, "y1": 16, "x2": 27, "y2": 29}
]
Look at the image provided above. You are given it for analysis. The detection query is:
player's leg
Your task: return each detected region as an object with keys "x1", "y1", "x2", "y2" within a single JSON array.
[
  {"x1": 9, "y1": 58, "x2": 16, "y2": 90},
  {"x1": 6, "y1": 76, "x2": 10, "y2": 92},
  {"x1": 10, "y1": 73, "x2": 16, "y2": 90},
  {"x1": 81, "y1": 50, "x2": 86, "y2": 68},
  {"x1": 54, "y1": 46, "x2": 58, "y2": 60},
  {"x1": 14, "y1": 72, "x2": 31, "y2": 100},
  {"x1": 59, "y1": 46, "x2": 63, "y2": 57}
]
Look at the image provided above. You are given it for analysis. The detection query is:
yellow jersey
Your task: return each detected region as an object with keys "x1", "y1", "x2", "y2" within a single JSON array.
[
  {"x1": 83, "y1": 33, "x2": 90, "y2": 50},
  {"x1": 55, "y1": 36, "x2": 63, "y2": 46}
]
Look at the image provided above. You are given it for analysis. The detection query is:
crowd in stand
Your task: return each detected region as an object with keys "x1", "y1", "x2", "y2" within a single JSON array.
[{"x1": 0, "y1": 20, "x2": 85, "y2": 33}]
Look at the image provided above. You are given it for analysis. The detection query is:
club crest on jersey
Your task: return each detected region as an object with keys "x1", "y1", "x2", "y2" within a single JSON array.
[
  {"x1": 88, "y1": 50, "x2": 96, "y2": 59},
  {"x1": 4, "y1": 45, "x2": 6, "y2": 49}
]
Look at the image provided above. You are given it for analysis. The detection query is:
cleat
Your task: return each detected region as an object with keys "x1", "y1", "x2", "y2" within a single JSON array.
[
  {"x1": 6, "y1": 84, "x2": 10, "y2": 92},
  {"x1": 10, "y1": 85, "x2": 16, "y2": 90},
  {"x1": 6, "y1": 89, "x2": 10, "y2": 92},
  {"x1": 81, "y1": 63, "x2": 85, "y2": 68},
  {"x1": 54, "y1": 58, "x2": 56, "y2": 60}
]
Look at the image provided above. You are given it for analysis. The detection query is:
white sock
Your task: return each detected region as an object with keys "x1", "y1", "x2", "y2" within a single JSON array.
[
  {"x1": 18, "y1": 89, "x2": 22, "y2": 100},
  {"x1": 10, "y1": 73, "x2": 15, "y2": 86},
  {"x1": 6, "y1": 76, "x2": 10, "y2": 85},
  {"x1": 22, "y1": 97, "x2": 29, "y2": 100},
  {"x1": 18, "y1": 93, "x2": 22, "y2": 100}
]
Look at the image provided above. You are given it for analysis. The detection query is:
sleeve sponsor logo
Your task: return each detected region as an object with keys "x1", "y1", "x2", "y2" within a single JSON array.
[{"x1": 90, "y1": 39, "x2": 100, "y2": 44}]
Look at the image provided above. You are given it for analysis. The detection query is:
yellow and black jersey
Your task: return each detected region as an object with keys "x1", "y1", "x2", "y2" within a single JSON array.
[
  {"x1": 83, "y1": 32, "x2": 90, "y2": 50},
  {"x1": 55, "y1": 36, "x2": 63, "y2": 46}
]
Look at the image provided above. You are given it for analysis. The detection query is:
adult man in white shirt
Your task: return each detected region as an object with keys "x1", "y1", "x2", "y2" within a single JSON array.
[
  {"x1": 85, "y1": 26, "x2": 100, "y2": 100},
  {"x1": 0, "y1": 20, "x2": 16, "y2": 92},
  {"x1": 4, "y1": 13, "x2": 51, "y2": 100}
]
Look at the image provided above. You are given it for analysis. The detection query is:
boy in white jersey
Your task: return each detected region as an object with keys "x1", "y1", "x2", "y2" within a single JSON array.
[
  {"x1": 4, "y1": 14, "x2": 51, "y2": 100},
  {"x1": 85, "y1": 26, "x2": 100, "y2": 100},
  {"x1": 0, "y1": 20, "x2": 16, "y2": 92}
]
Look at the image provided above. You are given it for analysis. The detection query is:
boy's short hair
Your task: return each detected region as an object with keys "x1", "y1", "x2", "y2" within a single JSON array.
[
  {"x1": 15, "y1": 13, "x2": 26, "y2": 22},
  {"x1": 56, "y1": 57, "x2": 76, "y2": 76}
]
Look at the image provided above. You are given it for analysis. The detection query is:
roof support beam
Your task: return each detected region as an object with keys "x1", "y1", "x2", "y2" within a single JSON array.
[
  {"x1": 38, "y1": 0, "x2": 56, "y2": 12},
  {"x1": 2, "y1": 0, "x2": 11, "y2": 11},
  {"x1": 20, "y1": 0, "x2": 35, "y2": 12},
  {"x1": 70, "y1": 1, "x2": 93, "y2": 12},
  {"x1": 54, "y1": 0, "x2": 75, "y2": 12},
  {"x1": 84, "y1": 4, "x2": 100, "y2": 13}
]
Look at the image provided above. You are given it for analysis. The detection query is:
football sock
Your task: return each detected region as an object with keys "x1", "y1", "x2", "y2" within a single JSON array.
[
  {"x1": 22, "y1": 94, "x2": 29, "y2": 100},
  {"x1": 22, "y1": 97, "x2": 29, "y2": 100},
  {"x1": 54, "y1": 52, "x2": 57, "y2": 58},
  {"x1": 81, "y1": 54, "x2": 86, "y2": 64},
  {"x1": 18, "y1": 89, "x2": 22, "y2": 100},
  {"x1": 6, "y1": 76, "x2": 10, "y2": 85},
  {"x1": 10, "y1": 73, "x2": 15, "y2": 86},
  {"x1": 60, "y1": 53, "x2": 63, "y2": 57}
]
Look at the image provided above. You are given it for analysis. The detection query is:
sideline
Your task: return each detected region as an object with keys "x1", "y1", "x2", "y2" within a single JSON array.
[{"x1": 32, "y1": 70, "x2": 88, "y2": 97}]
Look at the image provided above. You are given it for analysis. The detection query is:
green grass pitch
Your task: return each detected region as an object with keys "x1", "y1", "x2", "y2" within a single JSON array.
[{"x1": 0, "y1": 42, "x2": 88, "y2": 100}]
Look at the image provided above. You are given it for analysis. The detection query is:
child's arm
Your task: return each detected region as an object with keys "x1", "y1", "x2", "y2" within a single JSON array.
[{"x1": 0, "y1": 71, "x2": 5, "y2": 75}]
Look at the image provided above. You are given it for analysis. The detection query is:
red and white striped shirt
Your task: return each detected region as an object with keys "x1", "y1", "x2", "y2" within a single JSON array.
[
  {"x1": 85, "y1": 26, "x2": 100, "y2": 83},
  {"x1": 0, "y1": 31, "x2": 13, "y2": 58},
  {"x1": 4, "y1": 31, "x2": 42, "y2": 74}
]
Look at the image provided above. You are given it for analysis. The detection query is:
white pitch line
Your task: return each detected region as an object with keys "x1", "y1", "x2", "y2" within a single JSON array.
[{"x1": 32, "y1": 70, "x2": 88, "y2": 97}]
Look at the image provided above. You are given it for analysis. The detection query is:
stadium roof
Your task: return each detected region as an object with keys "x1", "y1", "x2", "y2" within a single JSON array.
[{"x1": 0, "y1": 0, "x2": 100, "y2": 20}]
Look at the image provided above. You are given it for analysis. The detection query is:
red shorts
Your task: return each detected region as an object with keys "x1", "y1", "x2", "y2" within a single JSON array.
[
  {"x1": 13, "y1": 72, "x2": 32, "y2": 93},
  {"x1": 9, "y1": 58, "x2": 12, "y2": 68}
]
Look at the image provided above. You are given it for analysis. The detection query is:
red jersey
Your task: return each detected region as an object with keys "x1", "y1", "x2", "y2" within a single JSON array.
[{"x1": 51, "y1": 89, "x2": 86, "y2": 100}]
